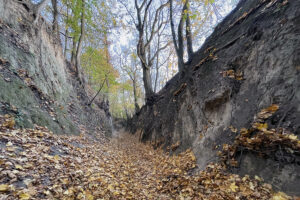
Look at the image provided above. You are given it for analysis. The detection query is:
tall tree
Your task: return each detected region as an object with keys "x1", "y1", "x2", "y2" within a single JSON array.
[
  {"x1": 169, "y1": 0, "x2": 193, "y2": 72},
  {"x1": 63, "y1": 0, "x2": 70, "y2": 57},
  {"x1": 75, "y1": 0, "x2": 85, "y2": 84},
  {"x1": 134, "y1": 0, "x2": 169, "y2": 101}
]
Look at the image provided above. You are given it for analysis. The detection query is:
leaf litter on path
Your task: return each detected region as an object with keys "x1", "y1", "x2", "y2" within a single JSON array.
[{"x1": 0, "y1": 114, "x2": 298, "y2": 199}]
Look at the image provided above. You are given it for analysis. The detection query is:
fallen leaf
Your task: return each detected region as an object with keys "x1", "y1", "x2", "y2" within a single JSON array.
[
  {"x1": 19, "y1": 192, "x2": 31, "y2": 200},
  {"x1": 230, "y1": 182, "x2": 238, "y2": 192},
  {"x1": 272, "y1": 192, "x2": 290, "y2": 200},
  {"x1": 0, "y1": 184, "x2": 9, "y2": 192},
  {"x1": 288, "y1": 134, "x2": 297, "y2": 140}
]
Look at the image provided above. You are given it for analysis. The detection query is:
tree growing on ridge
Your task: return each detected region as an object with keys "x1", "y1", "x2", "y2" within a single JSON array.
[
  {"x1": 133, "y1": 0, "x2": 170, "y2": 101},
  {"x1": 169, "y1": 0, "x2": 222, "y2": 72},
  {"x1": 169, "y1": 0, "x2": 193, "y2": 72}
]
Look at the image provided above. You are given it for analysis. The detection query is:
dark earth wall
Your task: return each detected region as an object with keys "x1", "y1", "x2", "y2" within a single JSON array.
[
  {"x1": 0, "y1": 0, "x2": 112, "y2": 136},
  {"x1": 131, "y1": 0, "x2": 300, "y2": 195}
]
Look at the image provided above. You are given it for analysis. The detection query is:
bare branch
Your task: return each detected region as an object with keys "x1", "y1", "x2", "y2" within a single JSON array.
[
  {"x1": 60, "y1": 31, "x2": 73, "y2": 38},
  {"x1": 144, "y1": 0, "x2": 153, "y2": 21},
  {"x1": 185, "y1": 0, "x2": 193, "y2": 60},
  {"x1": 118, "y1": 0, "x2": 137, "y2": 26},
  {"x1": 144, "y1": 1, "x2": 169, "y2": 48},
  {"x1": 88, "y1": 78, "x2": 106, "y2": 106},
  {"x1": 150, "y1": 41, "x2": 171, "y2": 64}
]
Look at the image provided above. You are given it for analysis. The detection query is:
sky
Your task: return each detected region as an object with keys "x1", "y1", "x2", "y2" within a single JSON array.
[{"x1": 109, "y1": 0, "x2": 239, "y2": 92}]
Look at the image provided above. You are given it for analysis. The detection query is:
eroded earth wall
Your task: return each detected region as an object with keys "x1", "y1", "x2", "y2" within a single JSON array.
[
  {"x1": 131, "y1": 0, "x2": 300, "y2": 195},
  {"x1": 0, "y1": 0, "x2": 112, "y2": 136}
]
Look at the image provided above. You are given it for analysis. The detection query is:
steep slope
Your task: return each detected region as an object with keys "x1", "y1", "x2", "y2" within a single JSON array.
[
  {"x1": 131, "y1": 0, "x2": 300, "y2": 195},
  {"x1": 0, "y1": 0, "x2": 112, "y2": 135}
]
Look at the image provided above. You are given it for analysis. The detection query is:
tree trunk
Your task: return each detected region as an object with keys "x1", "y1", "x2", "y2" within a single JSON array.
[
  {"x1": 185, "y1": 0, "x2": 193, "y2": 61},
  {"x1": 154, "y1": 48, "x2": 160, "y2": 93},
  {"x1": 33, "y1": 0, "x2": 51, "y2": 24},
  {"x1": 132, "y1": 78, "x2": 139, "y2": 113},
  {"x1": 142, "y1": 63, "x2": 153, "y2": 101},
  {"x1": 75, "y1": 0, "x2": 85, "y2": 83},
  {"x1": 169, "y1": 0, "x2": 177, "y2": 50},
  {"x1": 154, "y1": 32, "x2": 161, "y2": 93},
  {"x1": 169, "y1": 0, "x2": 190, "y2": 72},
  {"x1": 71, "y1": 38, "x2": 77, "y2": 66},
  {"x1": 64, "y1": 29, "x2": 69, "y2": 58},
  {"x1": 51, "y1": 0, "x2": 59, "y2": 40},
  {"x1": 137, "y1": 33, "x2": 154, "y2": 101},
  {"x1": 154, "y1": 65, "x2": 159, "y2": 93},
  {"x1": 64, "y1": 1, "x2": 69, "y2": 58}
]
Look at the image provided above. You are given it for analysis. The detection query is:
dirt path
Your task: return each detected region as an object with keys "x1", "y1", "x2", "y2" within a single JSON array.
[{"x1": 0, "y1": 122, "x2": 293, "y2": 199}]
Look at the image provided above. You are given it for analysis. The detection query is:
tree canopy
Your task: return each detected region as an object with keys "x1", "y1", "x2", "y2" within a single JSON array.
[{"x1": 31, "y1": 0, "x2": 238, "y2": 118}]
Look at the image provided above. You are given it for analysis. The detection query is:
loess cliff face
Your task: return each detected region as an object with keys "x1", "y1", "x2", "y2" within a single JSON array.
[
  {"x1": 131, "y1": 0, "x2": 300, "y2": 195},
  {"x1": 0, "y1": 0, "x2": 112, "y2": 136}
]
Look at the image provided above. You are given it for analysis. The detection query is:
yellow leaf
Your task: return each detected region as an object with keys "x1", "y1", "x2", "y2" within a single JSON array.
[
  {"x1": 63, "y1": 190, "x2": 70, "y2": 195},
  {"x1": 0, "y1": 184, "x2": 9, "y2": 192},
  {"x1": 288, "y1": 134, "x2": 298, "y2": 140},
  {"x1": 255, "y1": 175, "x2": 262, "y2": 182},
  {"x1": 3, "y1": 118, "x2": 15, "y2": 129},
  {"x1": 190, "y1": 152, "x2": 196, "y2": 161},
  {"x1": 249, "y1": 182, "x2": 255, "y2": 190},
  {"x1": 230, "y1": 182, "x2": 238, "y2": 192},
  {"x1": 108, "y1": 184, "x2": 114, "y2": 191},
  {"x1": 87, "y1": 193, "x2": 94, "y2": 200},
  {"x1": 53, "y1": 155, "x2": 60, "y2": 161},
  {"x1": 254, "y1": 123, "x2": 268, "y2": 131},
  {"x1": 272, "y1": 192, "x2": 290, "y2": 200},
  {"x1": 19, "y1": 192, "x2": 31, "y2": 200},
  {"x1": 77, "y1": 192, "x2": 85, "y2": 199},
  {"x1": 6, "y1": 141, "x2": 13, "y2": 147},
  {"x1": 43, "y1": 190, "x2": 51, "y2": 195},
  {"x1": 62, "y1": 178, "x2": 69, "y2": 184},
  {"x1": 229, "y1": 125, "x2": 238, "y2": 133},
  {"x1": 240, "y1": 128, "x2": 249, "y2": 136},
  {"x1": 15, "y1": 164, "x2": 23, "y2": 170},
  {"x1": 6, "y1": 147, "x2": 15, "y2": 152}
]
